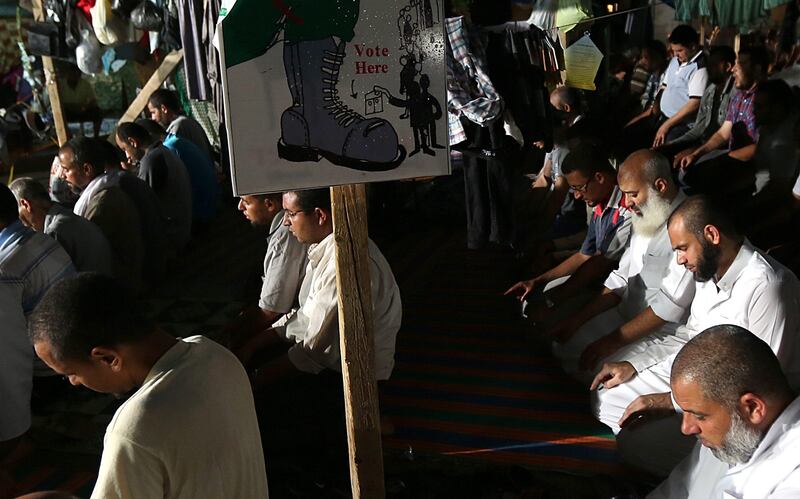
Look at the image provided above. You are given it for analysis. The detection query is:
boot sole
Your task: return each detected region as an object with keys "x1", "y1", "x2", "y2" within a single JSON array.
[{"x1": 278, "y1": 140, "x2": 407, "y2": 172}]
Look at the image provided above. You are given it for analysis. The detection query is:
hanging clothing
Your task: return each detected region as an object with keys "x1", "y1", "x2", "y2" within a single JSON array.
[
  {"x1": 527, "y1": 0, "x2": 558, "y2": 32},
  {"x1": 177, "y1": 0, "x2": 211, "y2": 100},
  {"x1": 445, "y1": 16, "x2": 504, "y2": 146}
]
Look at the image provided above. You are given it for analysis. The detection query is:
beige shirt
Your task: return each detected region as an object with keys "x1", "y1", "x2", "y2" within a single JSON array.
[
  {"x1": 91, "y1": 336, "x2": 269, "y2": 499},
  {"x1": 273, "y1": 233, "x2": 403, "y2": 380}
]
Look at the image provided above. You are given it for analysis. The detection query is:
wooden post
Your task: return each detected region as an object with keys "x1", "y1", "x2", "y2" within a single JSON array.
[
  {"x1": 118, "y1": 50, "x2": 184, "y2": 125},
  {"x1": 31, "y1": 0, "x2": 67, "y2": 146},
  {"x1": 330, "y1": 184, "x2": 386, "y2": 499}
]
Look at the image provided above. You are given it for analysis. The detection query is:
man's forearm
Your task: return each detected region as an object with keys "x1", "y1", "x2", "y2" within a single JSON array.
[
  {"x1": 693, "y1": 130, "x2": 727, "y2": 156},
  {"x1": 617, "y1": 307, "x2": 667, "y2": 344},
  {"x1": 548, "y1": 255, "x2": 615, "y2": 303},
  {"x1": 664, "y1": 98, "x2": 700, "y2": 128},
  {"x1": 728, "y1": 144, "x2": 756, "y2": 162},
  {"x1": 572, "y1": 288, "x2": 622, "y2": 326},
  {"x1": 540, "y1": 252, "x2": 592, "y2": 283}
]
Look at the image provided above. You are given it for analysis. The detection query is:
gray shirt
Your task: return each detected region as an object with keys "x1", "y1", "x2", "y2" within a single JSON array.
[
  {"x1": 167, "y1": 116, "x2": 213, "y2": 158},
  {"x1": 668, "y1": 76, "x2": 735, "y2": 147},
  {"x1": 754, "y1": 115, "x2": 800, "y2": 194},
  {"x1": 44, "y1": 203, "x2": 114, "y2": 276},
  {"x1": 138, "y1": 144, "x2": 193, "y2": 251},
  {"x1": 259, "y1": 210, "x2": 308, "y2": 313}
]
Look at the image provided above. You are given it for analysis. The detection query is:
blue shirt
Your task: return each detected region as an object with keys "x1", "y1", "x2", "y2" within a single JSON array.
[
  {"x1": 162, "y1": 134, "x2": 219, "y2": 222},
  {"x1": 579, "y1": 186, "x2": 633, "y2": 260},
  {"x1": 660, "y1": 51, "x2": 708, "y2": 118}
]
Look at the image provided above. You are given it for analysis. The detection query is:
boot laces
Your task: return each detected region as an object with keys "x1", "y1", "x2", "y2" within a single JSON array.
[{"x1": 321, "y1": 49, "x2": 363, "y2": 127}]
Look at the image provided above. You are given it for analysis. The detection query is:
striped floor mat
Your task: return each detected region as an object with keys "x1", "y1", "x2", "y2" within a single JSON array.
[{"x1": 380, "y1": 230, "x2": 621, "y2": 475}]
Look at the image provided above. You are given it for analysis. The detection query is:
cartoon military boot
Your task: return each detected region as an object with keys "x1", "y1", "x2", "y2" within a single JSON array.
[{"x1": 278, "y1": 37, "x2": 406, "y2": 171}]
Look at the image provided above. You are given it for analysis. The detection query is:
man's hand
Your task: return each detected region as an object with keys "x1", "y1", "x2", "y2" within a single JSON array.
[
  {"x1": 619, "y1": 392, "x2": 674, "y2": 429},
  {"x1": 679, "y1": 151, "x2": 699, "y2": 171},
  {"x1": 672, "y1": 148, "x2": 694, "y2": 169},
  {"x1": 532, "y1": 140, "x2": 546, "y2": 149},
  {"x1": 504, "y1": 276, "x2": 544, "y2": 302},
  {"x1": 546, "y1": 316, "x2": 583, "y2": 343},
  {"x1": 652, "y1": 122, "x2": 672, "y2": 148},
  {"x1": 590, "y1": 361, "x2": 636, "y2": 390},
  {"x1": 579, "y1": 333, "x2": 624, "y2": 371}
]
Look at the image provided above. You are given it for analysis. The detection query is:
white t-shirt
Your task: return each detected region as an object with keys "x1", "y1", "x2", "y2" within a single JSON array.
[{"x1": 91, "y1": 336, "x2": 269, "y2": 499}]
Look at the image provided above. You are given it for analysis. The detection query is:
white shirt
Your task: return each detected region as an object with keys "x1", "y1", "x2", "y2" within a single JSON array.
[
  {"x1": 649, "y1": 396, "x2": 800, "y2": 499},
  {"x1": 624, "y1": 241, "x2": 800, "y2": 390},
  {"x1": 660, "y1": 51, "x2": 709, "y2": 118},
  {"x1": 92, "y1": 336, "x2": 269, "y2": 499},
  {"x1": 273, "y1": 233, "x2": 403, "y2": 380},
  {"x1": 604, "y1": 192, "x2": 694, "y2": 324},
  {"x1": 259, "y1": 210, "x2": 307, "y2": 314}
]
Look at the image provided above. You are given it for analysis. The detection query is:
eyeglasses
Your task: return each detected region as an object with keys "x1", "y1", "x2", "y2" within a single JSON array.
[
  {"x1": 285, "y1": 209, "x2": 307, "y2": 219},
  {"x1": 569, "y1": 177, "x2": 594, "y2": 193}
]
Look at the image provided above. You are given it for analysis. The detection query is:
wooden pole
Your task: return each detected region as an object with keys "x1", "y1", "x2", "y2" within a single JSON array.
[
  {"x1": 31, "y1": 0, "x2": 67, "y2": 146},
  {"x1": 330, "y1": 183, "x2": 386, "y2": 499},
  {"x1": 118, "y1": 50, "x2": 184, "y2": 125}
]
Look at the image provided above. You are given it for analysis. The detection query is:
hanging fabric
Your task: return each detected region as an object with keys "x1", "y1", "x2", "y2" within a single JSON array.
[
  {"x1": 445, "y1": 16, "x2": 504, "y2": 146},
  {"x1": 177, "y1": 0, "x2": 211, "y2": 100}
]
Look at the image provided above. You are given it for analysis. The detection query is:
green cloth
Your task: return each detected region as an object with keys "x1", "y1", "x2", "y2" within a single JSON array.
[
  {"x1": 675, "y1": 0, "x2": 792, "y2": 29},
  {"x1": 221, "y1": 0, "x2": 360, "y2": 68}
]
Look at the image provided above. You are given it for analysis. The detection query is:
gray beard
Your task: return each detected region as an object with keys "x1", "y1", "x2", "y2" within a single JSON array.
[
  {"x1": 630, "y1": 189, "x2": 673, "y2": 237},
  {"x1": 709, "y1": 410, "x2": 764, "y2": 465}
]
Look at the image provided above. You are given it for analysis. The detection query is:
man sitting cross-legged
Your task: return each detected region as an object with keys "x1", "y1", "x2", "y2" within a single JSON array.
[
  {"x1": 591, "y1": 195, "x2": 800, "y2": 476},
  {"x1": 549, "y1": 150, "x2": 694, "y2": 384}
]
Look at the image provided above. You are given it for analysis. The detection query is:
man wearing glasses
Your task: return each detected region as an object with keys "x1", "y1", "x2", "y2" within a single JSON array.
[{"x1": 507, "y1": 141, "x2": 632, "y2": 331}]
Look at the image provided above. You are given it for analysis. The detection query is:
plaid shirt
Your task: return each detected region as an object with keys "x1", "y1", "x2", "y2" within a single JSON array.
[
  {"x1": 446, "y1": 17, "x2": 503, "y2": 145},
  {"x1": 725, "y1": 83, "x2": 759, "y2": 149}
]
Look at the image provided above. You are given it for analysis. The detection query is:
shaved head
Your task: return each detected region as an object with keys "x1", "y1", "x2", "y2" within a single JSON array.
[
  {"x1": 619, "y1": 149, "x2": 673, "y2": 187},
  {"x1": 672, "y1": 325, "x2": 792, "y2": 410},
  {"x1": 668, "y1": 195, "x2": 742, "y2": 243}
]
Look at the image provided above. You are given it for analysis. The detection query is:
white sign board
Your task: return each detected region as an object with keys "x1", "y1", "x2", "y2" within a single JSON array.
[{"x1": 217, "y1": 0, "x2": 449, "y2": 195}]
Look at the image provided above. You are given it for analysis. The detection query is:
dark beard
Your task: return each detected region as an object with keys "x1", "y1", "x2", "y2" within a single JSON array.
[{"x1": 694, "y1": 240, "x2": 721, "y2": 282}]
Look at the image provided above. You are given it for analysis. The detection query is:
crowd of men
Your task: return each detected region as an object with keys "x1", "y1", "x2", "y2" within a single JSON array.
[
  {"x1": 0, "y1": 85, "x2": 406, "y2": 498},
  {"x1": 3, "y1": 21, "x2": 800, "y2": 498},
  {"x1": 508, "y1": 23, "x2": 800, "y2": 498}
]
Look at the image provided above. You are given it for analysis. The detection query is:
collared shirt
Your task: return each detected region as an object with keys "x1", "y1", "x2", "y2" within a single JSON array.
[
  {"x1": 625, "y1": 242, "x2": 800, "y2": 387},
  {"x1": 0, "y1": 219, "x2": 75, "y2": 315},
  {"x1": 272, "y1": 233, "x2": 402, "y2": 380},
  {"x1": 725, "y1": 83, "x2": 759, "y2": 149},
  {"x1": 579, "y1": 185, "x2": 633, "y2": 260},
  {"x1": 660, "y1": 51, "x2": 708, "y2": 118},
  {"x1": 604, "y1": 191, "x2": 694, "y2": 324},
  {"x1": 258, "y1": 210, "x2": 308, "y2": 314},
  {"x1": 92, "y1": 336, "x2": 269, "y2": 499},
  {"x1": 44, "y1": 203, "x2": 114, "y2": 276},
  {"x1": 649, "y1": 395, "x2": 800, "y2": 499}
]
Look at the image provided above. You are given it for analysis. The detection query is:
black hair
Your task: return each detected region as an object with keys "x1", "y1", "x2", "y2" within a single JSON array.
[
  {"x1": 756, "y1": 78, "x2": 794, "y2": 108},
  {"x1": 668, "y1": 195, "x2": 742, "y2": 243},
  {"x1": 61, "y1": 136, "x2": 104, "y2": 176},
  {"x1": 708, "y1": 45, "x2": 737, "y2": 66},
  {"x1": 9, "y1": 177, "x2": 51, "y2": 205},
  {"x1": 28, "y1": 273, "x2": 155, "y2": 362},
  {"x1": 94, "y1": 138, "x2": 125, "y2": 168},
  {"x1": 672, "y1": 324, "x2": 792, "y2": 410},
  {"x1": 642, "y1": 40, "x2": 667, "y2": 63},
  {"x1": 135, "y1": 118, "x2": 168, "y2": 140},
  {"x1": 292, "y1": 188, "x2": 332, "y2": 213},
  {"x1": 738, "y1": 45, "x2": 771, "y2": 75},
  {"x1": 668, "y1": 25, "x2": 700, "y2": 47},
  {"x1": 0, "y1": 182, "x2": 19, "y2": 225},
  {"x1": 148, "y1": 88, "x2": 182, "y2": 114},
  {"x1": 561, "y1": 140, "x2": 615, "y2": 178},
  {"x1": 116, "y1": 122, "x2": 156, "y2": 148}
]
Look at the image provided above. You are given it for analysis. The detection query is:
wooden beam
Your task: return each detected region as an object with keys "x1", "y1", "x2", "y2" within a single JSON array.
[
  {"x1": 118, "y1": 49, "x2": 184, "y2": 125},
  {"x1": 31, "y1": 0, "x2": 67, "y2": 146},
  {"x1": 331, "y1": 183, "x2": 386, "y2": 499}
]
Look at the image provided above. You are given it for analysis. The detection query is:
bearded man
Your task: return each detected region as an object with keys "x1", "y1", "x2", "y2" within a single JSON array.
[
  {"x1": 591, "y1": 195, "x2": 800, "y2": 476},
  {"x1": 648, "y1": 325, "x2": 800, "y2": 498},
  {"x1": 548, "y1": 150, "x2": 694, "y2": 384}
]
